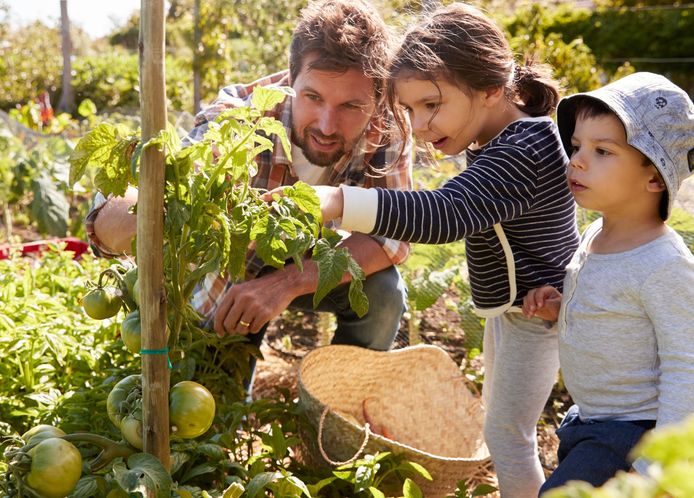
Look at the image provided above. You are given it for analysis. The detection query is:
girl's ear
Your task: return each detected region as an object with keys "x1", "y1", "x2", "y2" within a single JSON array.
[{"x1": 483, "y1": 85, "x2": 505, "y2": 107}]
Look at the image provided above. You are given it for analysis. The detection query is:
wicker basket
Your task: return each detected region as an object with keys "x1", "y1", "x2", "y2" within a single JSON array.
[{"x1": 298, "y1": 344, "x2": 490, "y2": 497}]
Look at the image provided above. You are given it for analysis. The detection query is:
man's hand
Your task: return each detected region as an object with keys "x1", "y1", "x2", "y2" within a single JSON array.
[
  {"x1": 93, "y1": 186, "x2": 138, "y2": 255},
  {"x1": 212, "y1": 270, "x2": 304, "y2": 338},
  {"x1": 522, "y1": 285, "x2": 562, "y2": 322},
  {"x1": 262, "y1": 185, "x2": 344, "y2": 223}
]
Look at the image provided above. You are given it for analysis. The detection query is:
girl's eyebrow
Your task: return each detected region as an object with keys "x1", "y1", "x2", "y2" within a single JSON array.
[{"x1": 399, "y1": 94, "x2": 441, "y2": 107}]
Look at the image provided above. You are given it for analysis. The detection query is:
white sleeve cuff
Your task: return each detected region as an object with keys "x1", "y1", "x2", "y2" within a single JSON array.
[{"x1": 339, "y1": 185, "x2": 379, "y2": 233}]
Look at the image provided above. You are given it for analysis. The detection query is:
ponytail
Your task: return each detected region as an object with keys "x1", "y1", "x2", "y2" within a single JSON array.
[{"x1": 513, "y1": 58, "x2": 561, "y2": 117}]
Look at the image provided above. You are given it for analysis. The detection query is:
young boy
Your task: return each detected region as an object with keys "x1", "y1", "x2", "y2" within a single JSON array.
[{"x1": 522, "y1": 72, "x2": 694, "y2": 492}]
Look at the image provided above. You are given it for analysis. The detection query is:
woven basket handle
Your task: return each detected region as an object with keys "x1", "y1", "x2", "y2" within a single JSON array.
[{"x1": 318, "y1": 405, "x2": 371, "y2": 466}]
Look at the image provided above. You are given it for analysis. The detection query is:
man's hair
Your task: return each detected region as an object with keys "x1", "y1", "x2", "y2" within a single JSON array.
[
  {"x1": 574, "y1": 97, "x2": 667, "y2": 218},
  {"x1": 288, "y1": 0, "x2": 390, "y2": 104}
]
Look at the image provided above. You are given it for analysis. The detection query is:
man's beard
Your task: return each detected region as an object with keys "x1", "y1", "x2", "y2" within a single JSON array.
[{"x1": 291, "y1": 125, "x2": 347, "y2": 167}]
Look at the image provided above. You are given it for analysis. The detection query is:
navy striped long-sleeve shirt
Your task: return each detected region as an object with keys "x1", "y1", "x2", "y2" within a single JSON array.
[{"x1": 342, "y1": 117, "x2": 579, "y2": 314}]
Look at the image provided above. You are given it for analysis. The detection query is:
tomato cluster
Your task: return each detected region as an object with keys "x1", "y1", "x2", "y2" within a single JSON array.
[{"x1": 107, "y1": 375, "x2": 216, "y2": 449}]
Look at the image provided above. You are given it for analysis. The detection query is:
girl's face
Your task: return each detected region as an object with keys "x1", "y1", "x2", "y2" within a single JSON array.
[{"x1": 394, "y1": 77, "x2": 488, "y2": 155}]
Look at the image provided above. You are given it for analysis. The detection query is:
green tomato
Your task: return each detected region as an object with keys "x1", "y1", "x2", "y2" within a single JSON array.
[
  {"x1": 82, "y1": 286, "x2": 122, "y2": 320},
  {"x1": 21, "y1": 425, "x2": 66, "y2": 445},
  {"x1": 169, "y1": 381, "x2": 216, "y2": 439},
  {"x1": 26, "y1": 437, "x2": 82, "y2": 498},
  {"x1": 121, "y1": 309, "x2": 141, "y2": 354},
  {"x1": 132, "y1": 279, "x2": 140, "y2": 306},
  {"x1": 122, "y1": 267, "x2": 138, "y2": 302},
  {"x1": 120, "y1": 415, "x2": 143, "y2": 450},
  {"x1": 107, "y1": 374, "x2": 141, "y2": 429}
]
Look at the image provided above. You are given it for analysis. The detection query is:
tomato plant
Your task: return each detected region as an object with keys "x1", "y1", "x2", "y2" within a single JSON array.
[
  {"x1": 25, "y1": 437, "x2": 82, "y2": 498},
  {"x1": 169, "y1": 381, "x2": 216, "y2": 439}
]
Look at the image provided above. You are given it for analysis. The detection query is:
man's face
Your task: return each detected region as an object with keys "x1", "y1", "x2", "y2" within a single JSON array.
[{"x1": 291, "y1": 55, "x2": 377, "y2": 166}]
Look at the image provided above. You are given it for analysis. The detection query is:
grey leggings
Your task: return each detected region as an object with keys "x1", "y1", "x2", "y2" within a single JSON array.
[{"x1": 482, "y1": 312, "x2": 560, "y2": 498}]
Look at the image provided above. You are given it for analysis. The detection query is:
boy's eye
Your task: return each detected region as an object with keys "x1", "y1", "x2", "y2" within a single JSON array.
[
  {"x1": 570, "y1": 144, "x2": 580, "y2": 155},
  {"x1": 424, "y1": 102, "x2": 439, "y2": 111},
  {"x1": 596, "y1": 148, "x2": 611, "y2": 156}
]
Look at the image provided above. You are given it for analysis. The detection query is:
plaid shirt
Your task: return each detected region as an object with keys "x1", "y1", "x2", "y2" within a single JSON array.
[{"x1": 87, "y1": 70, "x2": 412, "y2": 318}]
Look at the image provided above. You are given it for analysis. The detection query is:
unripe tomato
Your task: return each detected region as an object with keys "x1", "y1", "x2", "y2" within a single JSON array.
[
  {"x1": 169, "y1": 381, "x2": 216, "y2": 438},
  {"x1": 26, "y1": 437, "x2": 82, "y2": 498},
  {"x1": 21, "y1": 425, "x2": 66, "y2": 445},
  {"x1": 132, "y1": 279, "x2": 140, "y2": 306},
  {"x1": 121, "y1": 310, "x2": 142, "y2": 354},
  {"x1": 120, "y1": 415, "x2": 143, "y2": 450},
  {"x1": 122, "y1": 267, "x2": 138, "y2": 303},
  {"x1": 83, "y1": 287, "x2": 122, "y2": 319},
  {"x1": 107, "y1": 374, "x2": 141, "y2": 428}
]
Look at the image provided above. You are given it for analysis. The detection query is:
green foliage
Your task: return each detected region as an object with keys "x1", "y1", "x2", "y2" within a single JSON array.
[
  {"x1": 0, "y1": 248, "x2": 135, "y2": 435},
  {"x1": 72, "y1": 51, "x2": 193, "y2": 112},
  {"x1": 0, "y1": 124, "x2": 75, "y2": 237},
  {"x1": 0, "y1": 22, "x2": 62, "y2": 110}
]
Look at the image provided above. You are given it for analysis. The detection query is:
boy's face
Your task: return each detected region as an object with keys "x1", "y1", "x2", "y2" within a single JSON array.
[{"x1": 567, "y1": 112, "x2": 662, "y2": 217}]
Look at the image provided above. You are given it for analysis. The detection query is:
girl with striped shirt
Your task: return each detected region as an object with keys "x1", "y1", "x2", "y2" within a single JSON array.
[{"x1": 308, "y1": 4, "x2": 579, "y2": 496}]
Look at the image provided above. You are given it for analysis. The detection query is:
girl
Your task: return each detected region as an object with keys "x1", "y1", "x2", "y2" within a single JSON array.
[{"x1": 310, "y1": 4, "x2": 580, "y2": 496}]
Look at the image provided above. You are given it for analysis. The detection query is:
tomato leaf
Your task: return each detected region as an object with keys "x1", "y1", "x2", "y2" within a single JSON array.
[
  {"x1": 250, "y1": 86, "x2": 293, "y2": 113},
  {"x1": 113, "y1": 453, "x2": 172, "y2": 498},
  {"x1": 312, "y1": 238, "x2": 350, "y2": 308}
]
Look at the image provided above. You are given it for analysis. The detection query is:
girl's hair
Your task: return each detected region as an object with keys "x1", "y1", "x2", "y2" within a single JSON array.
[{"x1": 387, "y1": 3, "x2": 560, "y2": 140}]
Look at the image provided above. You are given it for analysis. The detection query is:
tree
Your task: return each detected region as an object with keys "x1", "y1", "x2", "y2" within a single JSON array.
[{"x1": 57, "y1": 0, "x2": 75, "y2": 113}]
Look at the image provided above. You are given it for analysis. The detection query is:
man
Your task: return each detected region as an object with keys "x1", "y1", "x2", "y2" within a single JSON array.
[{"x1": 86, "y1": 0, "x2": 412, "y2": 387}]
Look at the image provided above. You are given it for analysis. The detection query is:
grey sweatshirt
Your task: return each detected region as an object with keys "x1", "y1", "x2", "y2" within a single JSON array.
[{"x1": 559, "y1": 219, "x2": 694, "y2": 427}]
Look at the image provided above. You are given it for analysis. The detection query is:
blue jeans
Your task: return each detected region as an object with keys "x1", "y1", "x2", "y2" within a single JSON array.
[
  {"x1": 245, "y1": 265, "x2": 407, "y2": 391},
  {"x1": 539, "y1": 405, "x2": 655, "y2": 496}
]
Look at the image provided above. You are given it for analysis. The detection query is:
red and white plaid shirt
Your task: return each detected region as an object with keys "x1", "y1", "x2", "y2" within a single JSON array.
[{"x1": 87, "y1": 70, "x2": 412, "y2": 318}]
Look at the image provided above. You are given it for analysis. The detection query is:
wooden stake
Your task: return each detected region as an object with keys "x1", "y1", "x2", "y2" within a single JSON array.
[{"x1": 138, "y1": 0, "x2": 170, "y2": 470}]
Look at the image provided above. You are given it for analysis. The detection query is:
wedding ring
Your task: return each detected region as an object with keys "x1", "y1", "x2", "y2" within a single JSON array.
[{"x1": 239, "y1": 320, "x2": 251, "y2": 327}]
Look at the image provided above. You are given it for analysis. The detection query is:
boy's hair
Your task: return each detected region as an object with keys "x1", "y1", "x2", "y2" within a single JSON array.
[
  {"x1": 386, "y1": 2, "x2": 561, "y2": 129},
  {"x1": 288, "y1": 0, "x2": 391, "y2": 105},
  {"x1": 557, "y1": 72, "x2": 694, "y2": 220}
]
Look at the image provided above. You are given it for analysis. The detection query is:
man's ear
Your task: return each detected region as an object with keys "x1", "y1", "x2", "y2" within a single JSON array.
[{"x1": 646, "y1": 174, "x2": 666, "y2": 193}]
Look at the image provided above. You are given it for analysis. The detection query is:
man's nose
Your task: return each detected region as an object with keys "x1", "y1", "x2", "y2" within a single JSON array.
[{"x1": 317, "y1": 108, "x2": 338, "y2": 136}]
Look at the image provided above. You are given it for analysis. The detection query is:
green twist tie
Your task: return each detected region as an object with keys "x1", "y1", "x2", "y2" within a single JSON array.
[{"x1": 140, "y1": 347, "x2": 172, "y2": 369}]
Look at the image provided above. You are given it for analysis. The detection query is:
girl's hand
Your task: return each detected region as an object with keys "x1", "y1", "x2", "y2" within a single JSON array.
[
  {"x1": 261, "y1": 185, "x2": 344, "y2": 223},
  {"x1": 522, "y1": 285, "x2": 562, "y2": 322}
]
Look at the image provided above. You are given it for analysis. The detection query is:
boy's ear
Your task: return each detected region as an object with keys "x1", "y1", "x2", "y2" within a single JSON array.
[{"x1": 646, "y1": 174, "x2": 666, "y2": 193}]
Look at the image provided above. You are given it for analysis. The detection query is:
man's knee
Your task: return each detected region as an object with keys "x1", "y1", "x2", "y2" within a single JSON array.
[{"x1": 362, "y1": 266, "x2": 408, "y2": 315}]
